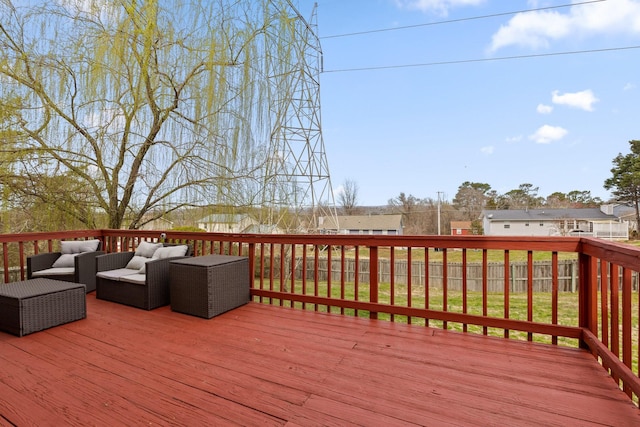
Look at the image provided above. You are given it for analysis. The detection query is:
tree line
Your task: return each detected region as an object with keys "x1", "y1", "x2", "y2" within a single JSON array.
[
  {"x1": 339, "y1": 140, "x2": 640, "y2": 236},
  {"x1": 337, "y1": 179, "x2": 608, "y2": 235}
]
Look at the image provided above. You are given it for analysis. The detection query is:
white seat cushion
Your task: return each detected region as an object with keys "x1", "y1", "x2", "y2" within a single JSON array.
[
  {"x1": 134, "y1": 241, "x2": 163, "y2": 258},
  {"x1": 152, "y1": 245, "x2": 189, "y2": 259},
  {"x1": 96, "y1": 268, "x2": 139, "y2": 281},
  {"x1": 119, "y1": 274, "x2": 146, "y2": 285},
  {"x1": 52, "y1": 254, "x2": 77, "y2": 268},
  {"x1": 32, "y1": 267, "x2": 75, "y2": 277},
  {"x1": 137, "y1": 245, "x2": 189, "y2": 274},
  {"x1": 125, "y1": 255, "x2": 150, "y2": 270},
  {"x1": 61, "y1": 239, "x2": 100, "y2": 254}
]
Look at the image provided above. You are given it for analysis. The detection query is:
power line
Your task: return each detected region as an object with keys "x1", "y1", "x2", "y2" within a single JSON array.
[
  {"x1": 322, "y1": 45, "x2": 640, "y2": 74},
  {"x1": 320, "y1": 0, "x2": 607, "y2": 39}
]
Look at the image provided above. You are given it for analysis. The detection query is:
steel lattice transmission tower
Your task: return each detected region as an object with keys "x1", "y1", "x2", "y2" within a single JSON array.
[{"x1": 260, "y1": 1, "x2": 337, "y2": 232}]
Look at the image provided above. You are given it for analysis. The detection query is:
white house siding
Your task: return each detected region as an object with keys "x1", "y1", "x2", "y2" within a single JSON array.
[
  {"x1": 482, "y1": 208, "x2": 629, "y2": 240},
  {"x1": 319, "y1": 215, "x2": 403, "y2": 236},
  {"x1": 485, "y1": 220, "x2": 557, "y2": 237},
  {"x1": 197, "y1": 214, "x2": 258, "y2": 233}
]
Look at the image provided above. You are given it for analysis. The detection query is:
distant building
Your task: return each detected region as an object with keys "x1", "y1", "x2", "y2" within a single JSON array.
[
  {"x1": 610, "y1": 203, "x2": 638, "y2": 233},
  {"x1": 197, "y1": 214, "x2": 258, "y2": 233},
  {"x1": 196, "y1": 213, "x2": 284, "y2": 234},
  {"x1": 450, "y1": 221, "x2": 472, "y2": 236},
  {"x1": 481, "y1": 207, "x2": 628, "y2": 240},
  {"x1": 317, "y1": 214, "x2": 403, "y2": 235}
]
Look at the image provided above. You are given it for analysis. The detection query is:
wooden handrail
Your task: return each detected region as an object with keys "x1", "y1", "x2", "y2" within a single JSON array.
[
  {"x1": 251, "y1": 288, "x2": 583, "y2": 338},
  {"x1": 582, "y1": 329, "x2": 640, "y2": 399},
  {"x1": 0, "y1": 229, "x2": 637, "y2": 404}
]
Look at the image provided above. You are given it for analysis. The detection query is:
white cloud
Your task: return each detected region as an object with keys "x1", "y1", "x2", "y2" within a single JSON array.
[
  {"x1": 552, "y1": 89, "x2": 599, "y2": 111},
  {"x1": 624, "y1": 82, "x2": 637, "y2": 91},
  {"x1": 537, "y1": 104, "x2": 553, "y2": 114},
  {"x1": 481, "y1": 145, "x2": 494, "y2": 154},
  {"x1": 489, "y1": 0, "x2": 640, "y2": 52},
  {"x1": 394, "y1": 0, "x2": 485, "y2": 16},
  {"x1": 529, "y1": 125, "x2": 568, "y2": 144},
  {"x1": 490, "y1": 11, "x2": 570, "y2": 51},
  {"x1": 505, "y1": 135, "x2": 522, "y2": 143}
]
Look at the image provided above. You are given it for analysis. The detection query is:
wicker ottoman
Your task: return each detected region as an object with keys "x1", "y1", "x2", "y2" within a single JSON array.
[
  {"x1": 169, "y1": 255, "x2": 250, "y2": 318},
  {"x1": 0, "y1": 278, "x2": 86, "y2": 337}
]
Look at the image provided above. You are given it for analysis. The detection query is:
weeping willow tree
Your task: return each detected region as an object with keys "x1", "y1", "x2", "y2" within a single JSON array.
[{"x1": 0, "y1": 0, "x2": 327, "y2": 231}]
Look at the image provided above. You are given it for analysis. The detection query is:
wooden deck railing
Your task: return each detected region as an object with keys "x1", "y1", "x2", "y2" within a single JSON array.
[{"x1": 1, "y1": 229, "x2": 639, "y2": 404}]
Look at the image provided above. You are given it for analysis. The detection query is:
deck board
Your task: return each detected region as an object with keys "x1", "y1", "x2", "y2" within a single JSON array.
[{"x1": 0, "y1": 295, "x2": 638, "y2": 426}]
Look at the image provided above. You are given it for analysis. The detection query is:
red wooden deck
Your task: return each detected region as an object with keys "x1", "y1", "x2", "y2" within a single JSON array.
[{"x1": 0, "y1": 296, "x2": 638, "y2": 426}]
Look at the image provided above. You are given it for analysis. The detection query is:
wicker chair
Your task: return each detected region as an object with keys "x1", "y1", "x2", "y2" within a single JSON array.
[
  {"x1": 27, "y1": 239, "x2": 104, "y2": 293},
  {"x1": 95, "y1": 243, "x2": 192, "y2": 310}
]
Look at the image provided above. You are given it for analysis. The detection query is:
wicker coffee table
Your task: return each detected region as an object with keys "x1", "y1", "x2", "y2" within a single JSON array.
[
  {"x1": 0, "y1": 278, "x2": 86, "y2": 336},
  {"x1": 169, "y1": 255, "x2": 250, "y2": 319}
]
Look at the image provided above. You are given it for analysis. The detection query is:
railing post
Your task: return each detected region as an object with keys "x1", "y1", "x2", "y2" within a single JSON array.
[
  {"x1": 622, "y1": 268, "x2": 633, "y2": 397},
  {"x1": 2, "y1": 242, "x2": 9, "y2": 283},
  {"x1": 18, "y1": 241, "x2": 25, "y2": 281},
  {"x1": 248, "y1": 242, "x2": 255, "y2": 298},
  {"x1": 578, "y1": 253, "x2": 597, "y2": 350},
  {"x1": 369, "y1": 246, "x2": 378, "y2": 320}
]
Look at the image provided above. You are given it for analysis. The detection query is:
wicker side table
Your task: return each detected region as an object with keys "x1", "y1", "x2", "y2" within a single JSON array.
[
  {"x1": 169, "y1": 255, "x2": 250, "y2": 319},
  {"x1": 0, "y1": 278, "x2": 86, "y2": 336}
]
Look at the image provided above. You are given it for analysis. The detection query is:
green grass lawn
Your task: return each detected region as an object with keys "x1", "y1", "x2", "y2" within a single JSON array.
[
  {"x1": 341, "y1": 240, "x2": 640, "y2": 263},
  {"x1": 337, "y1": 247, "x2": 578, "y2": 263}
]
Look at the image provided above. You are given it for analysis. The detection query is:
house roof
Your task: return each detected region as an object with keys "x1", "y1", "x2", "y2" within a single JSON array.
[
  {"x1": 481, "y1": 208, "x2": 617, "y2": 221},
  {"x1": 450, "y1": 221, "x2": 472, "y2": 229},
  {"x1": 610, "y1": 203, "x2": 637, "y2": 218},
  {"x1": 318, "y1": 214, "x2": 403, "y2": 231}
]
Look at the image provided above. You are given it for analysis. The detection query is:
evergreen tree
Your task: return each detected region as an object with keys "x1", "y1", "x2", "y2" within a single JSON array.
[{"x1": 604, "y1": 140, "x2": 640, "y2": 232}]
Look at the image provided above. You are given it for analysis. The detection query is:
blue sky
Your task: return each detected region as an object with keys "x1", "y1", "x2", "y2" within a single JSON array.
[{"x1": 296, "y1": 0, "x2": 640, "y2": 206}]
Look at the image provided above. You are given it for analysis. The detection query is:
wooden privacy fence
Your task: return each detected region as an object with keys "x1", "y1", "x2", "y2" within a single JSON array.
[{"x1": 263, "y1": 257, "x2": 639, "y2": 293}]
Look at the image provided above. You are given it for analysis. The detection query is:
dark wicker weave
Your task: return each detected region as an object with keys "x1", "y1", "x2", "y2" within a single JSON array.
[
  {"x1": 0, "y1": 278, "x2": 86, "y2": 337},
  {"x1": 95, "y1": 244, "x2": 192, "y2": 310},
  {"x1": 169, "y1": 255, "x2": 250, "y2": 319},
  {"x1": 27, "y1": 243, "x2": 104, "y2": 293}
]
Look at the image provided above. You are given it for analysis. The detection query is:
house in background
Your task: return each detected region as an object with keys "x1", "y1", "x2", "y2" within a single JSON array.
[
  {"x1": 611, "y1": 203, "x2": 638, "y2": 235},
  {"x1": 317, "y1": 214, "x2": 403, "y2": 235},
  {"x1": 480, "y1": 207, "x2": 628, "y2": 240},
  {"x1": 139, "y1": 217, "x2": 174, "y2": 231},
  {"x1": 197, "y1": 214, "x2": 258, "y2": 233},
  {"x1": 450, "y1": 221, "x2": 472, "y2": 236}
]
